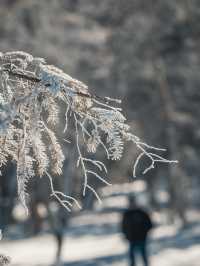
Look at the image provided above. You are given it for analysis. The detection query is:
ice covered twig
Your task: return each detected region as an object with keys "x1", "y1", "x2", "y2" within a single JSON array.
[
  {"x1": 0, "y1": 51, "x2": 177, "y2": 211},
  {"x1": 45, "y1": 171, "x2": 81, "y2": 211}
]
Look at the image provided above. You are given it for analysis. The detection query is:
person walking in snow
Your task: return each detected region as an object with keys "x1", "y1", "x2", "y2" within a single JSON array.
[{"x1": 121, "y1": 195, "x2": 153, "y2": 266}]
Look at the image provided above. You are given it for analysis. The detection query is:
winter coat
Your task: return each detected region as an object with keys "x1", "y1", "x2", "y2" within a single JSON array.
[{"x1": 121, "y1": 208, "x2": 153, "y2": 242}]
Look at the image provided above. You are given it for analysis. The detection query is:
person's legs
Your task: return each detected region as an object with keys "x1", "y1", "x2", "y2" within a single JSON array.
[
  {"x1": 56, "y1": 233, "x2": 63, "y2": 260},
  {"x1": 129, "y1": 242, "x2": 135, "y2": 266},
  {"x1": 140, "y1": 241, "x2": 149, "y2": 266}
]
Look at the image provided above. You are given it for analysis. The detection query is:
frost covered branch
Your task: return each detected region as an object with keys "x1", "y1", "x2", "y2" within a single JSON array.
[
  {"x1": 45, "y1": 171, "x2": 81, "y2": 211},
  {"x1": 0, "y1": 254, "x2": 10, "y2": 266},
  {"x1": 0, "y1": 51, "x2": 177, "y2": 211},
  {"x1": 74, "y1": 113, "x2": 111, "y2": 202}
]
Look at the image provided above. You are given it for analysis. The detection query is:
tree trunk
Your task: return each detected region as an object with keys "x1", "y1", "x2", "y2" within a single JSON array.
[{"x1": 154, "y1": 60, "x2": 187, "y2": 224}]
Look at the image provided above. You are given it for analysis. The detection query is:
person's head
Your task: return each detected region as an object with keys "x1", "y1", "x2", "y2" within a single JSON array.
[{"x1": 128, "y1": 194, "x2": 137, "y2": 208}]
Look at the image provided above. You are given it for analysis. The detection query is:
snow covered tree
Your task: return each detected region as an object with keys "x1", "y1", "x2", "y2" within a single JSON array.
[{"x1": 0, "y1": 51, "x2": 177, "y2": 213}]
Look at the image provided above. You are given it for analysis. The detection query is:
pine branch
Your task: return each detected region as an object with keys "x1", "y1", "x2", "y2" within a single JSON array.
[
  {"x1": 0, "y1": 51, "x2": 177, "y2": 212},
  {"x1": 2, "y1": 63, "x2": 120, "y2": 104}
]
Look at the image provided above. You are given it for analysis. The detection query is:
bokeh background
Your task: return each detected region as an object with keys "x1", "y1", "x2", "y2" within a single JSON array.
[{"x1": 1, "y1": 1, "x2": 200, "y2": 265}]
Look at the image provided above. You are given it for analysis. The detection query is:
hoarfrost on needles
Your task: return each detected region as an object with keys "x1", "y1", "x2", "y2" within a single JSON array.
[{"x1": 0, "y1": 51, "x2": 177, "y2": 212}]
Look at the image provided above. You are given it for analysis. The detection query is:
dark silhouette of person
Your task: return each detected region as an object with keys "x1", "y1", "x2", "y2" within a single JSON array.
[
  {"x1": 47, "y1": 204, "x2": 69, "y2": 264},
  {"x1": 121, "y1": 195, "x2": 153, "y2": 266}
]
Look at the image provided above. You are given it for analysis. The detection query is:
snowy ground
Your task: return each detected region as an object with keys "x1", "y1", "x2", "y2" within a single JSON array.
[
  {"x1": 1, "y1": 209, "x2": 200, "y2": 266},
  {"x1": 1, "y1": 185, "x2": 200, "y2": 266}
]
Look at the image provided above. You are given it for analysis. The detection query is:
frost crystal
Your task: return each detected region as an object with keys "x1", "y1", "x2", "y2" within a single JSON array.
[{"x1": 0, "y1": 51, "x2": 177, "y2": 211}]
